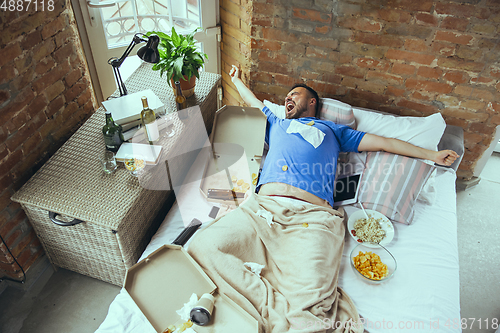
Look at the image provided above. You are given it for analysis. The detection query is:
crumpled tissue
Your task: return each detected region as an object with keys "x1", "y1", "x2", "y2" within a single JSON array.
[
  {"x1": 286, "y1": 120, "x2": 325, "y2": 148},
  {"x1": 257, "y1": 209, "x2": 274, "y2": 227},
  {"x1": 176, "y1": 293, "x2": 198, "y2": 321},
  {"x1": 244, "y1": 262, "x2": 265, "y2": 277}
]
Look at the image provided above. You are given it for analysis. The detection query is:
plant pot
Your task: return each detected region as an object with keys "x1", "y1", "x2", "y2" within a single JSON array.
[{"x1": 171, "y1": 75, "x2": 196, "y2": 98}]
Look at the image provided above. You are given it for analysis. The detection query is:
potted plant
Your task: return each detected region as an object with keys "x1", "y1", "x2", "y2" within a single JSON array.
[{"x1": 145, "y1": 27, "x2": 207, "y2": 97}]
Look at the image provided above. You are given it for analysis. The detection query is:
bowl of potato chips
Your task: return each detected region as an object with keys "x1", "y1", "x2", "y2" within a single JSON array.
[{"x1": 350, "y1": 242, "x2": 397, "y2": 284}]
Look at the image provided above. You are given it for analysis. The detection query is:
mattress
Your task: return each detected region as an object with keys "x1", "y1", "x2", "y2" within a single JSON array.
[{"x1": 95, "y1": 150, "x2": 461, "y2": 333}]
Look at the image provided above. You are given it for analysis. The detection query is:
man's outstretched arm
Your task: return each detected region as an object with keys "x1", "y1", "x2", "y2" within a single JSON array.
[
  {"x1": 229, "y1": 65, "x2": 265, "y2": 109},
  {"x1": 358, "y1": 133, "x2": 460, "y2": 166}
]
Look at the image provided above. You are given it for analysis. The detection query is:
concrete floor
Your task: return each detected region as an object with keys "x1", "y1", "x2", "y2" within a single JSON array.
[
  {"x1": 456, "y1": 152, "x2": 500, "y2": 333},
  {"x1": 1, "y1": 154, "x2": 499, "y2": 333}
]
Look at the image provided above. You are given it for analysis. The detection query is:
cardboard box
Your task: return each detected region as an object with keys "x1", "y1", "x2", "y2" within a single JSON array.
[
  {"x1": 199, "y1": 106, "x2": 267, "y2": 205},
  {"x1": 124, "y1": 245, "x2": 258, "y2": 332}
]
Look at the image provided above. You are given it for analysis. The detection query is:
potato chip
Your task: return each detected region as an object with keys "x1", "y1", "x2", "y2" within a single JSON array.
[
  {"x1": 237, "y1": 179, "x2": 244, "y2": 186},
  {"x1": 231, "y1": 175, "x2": 237, "y2": 183}
]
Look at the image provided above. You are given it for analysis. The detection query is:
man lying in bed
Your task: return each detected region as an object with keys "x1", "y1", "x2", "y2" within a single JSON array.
[{"x1": 187, "y1": 65, "x2": 459, "y2": 333}]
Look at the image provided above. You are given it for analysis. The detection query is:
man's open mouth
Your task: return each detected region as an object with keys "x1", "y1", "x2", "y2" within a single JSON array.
[{"x1": 286, "y1": 102, "x2": 295, "y2": 113}]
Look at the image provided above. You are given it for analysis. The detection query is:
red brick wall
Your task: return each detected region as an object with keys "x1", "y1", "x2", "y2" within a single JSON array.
[
  {"x1": 220, "y1": 0, "x2": 253, "y2": 106},
  {"x1": 221, "y1": 0, "x2": 500, "y2": 180},
  {"x1": 0, "y1": 0, "x2": 98, "y2": 280}
]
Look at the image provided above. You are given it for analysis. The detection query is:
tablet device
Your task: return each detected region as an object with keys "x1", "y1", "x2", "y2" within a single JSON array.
[{"x1": 332, "y1": 173, "x2": 362, "y2": 207}]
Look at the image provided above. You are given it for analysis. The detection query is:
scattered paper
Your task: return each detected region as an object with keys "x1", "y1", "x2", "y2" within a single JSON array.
[
  {"x1": 176, "y1": 293, "x2": 198, "y2": 321},
  {"x1": 115, "y1": 142, "x2": 163, "y2": 164},
  {"x1": 244, "y1": 262, "x2": 265, "y2": 277},
  {"x1": 257, "y1": 209, "x2": 275, "y2": 227},
  {"x1": 286, "y1": 120, "x2": 325, "y2": 148}
]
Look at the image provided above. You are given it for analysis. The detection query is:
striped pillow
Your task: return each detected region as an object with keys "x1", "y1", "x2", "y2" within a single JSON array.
[
  {"x1": 319, "y1": 98, "x2": 356, "y2": 129},
  {"x1": 358, "y1": 151, "x2": 435, "y2": 224}
]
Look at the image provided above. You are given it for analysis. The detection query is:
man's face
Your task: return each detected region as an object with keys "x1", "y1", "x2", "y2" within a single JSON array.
[{"x1": 284, "y1": 87, "x2": 314, "y2": 119}]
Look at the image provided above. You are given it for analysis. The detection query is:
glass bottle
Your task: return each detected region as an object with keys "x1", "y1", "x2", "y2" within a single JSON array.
[
  {"x1": 175, "y1": 81, "x2": 187, "y2": 111},
  {"x1": 140, "y1": 96, "x2": 159, "y2": 144},
  {"x1": 102, "y1": 111, "x2": 124, "y2": 152}
]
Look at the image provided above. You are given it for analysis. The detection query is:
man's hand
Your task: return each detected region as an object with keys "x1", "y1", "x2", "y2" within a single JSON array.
[
  {"x1": 434, "y1": 149, "x2": 460, "y2": 166},
  {"x1": 229, "y1": 65, "x2": 240, "y2": 83},
  {"x1": 228, "y1": 64, "x2": 265, "y2": 109}
]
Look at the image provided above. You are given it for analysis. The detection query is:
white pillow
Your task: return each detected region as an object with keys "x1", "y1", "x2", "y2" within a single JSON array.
[
  {"x1": 353, "y1": 107, "x2": 446, "y2": 151},
  {"x1": 263, "y1": 100, "x2": 286, "y2": 119}
]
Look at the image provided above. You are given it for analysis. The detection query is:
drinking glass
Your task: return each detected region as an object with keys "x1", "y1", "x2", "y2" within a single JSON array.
[
  {"x1": 162, "y1": 113, "x2": 176, "y2": 138},
  {"x1": 124, "y1": 157, "x2": 145, "y2": 177},
  {"x1": 100, "y1": 151, "x2": 117, "y2": 174}
]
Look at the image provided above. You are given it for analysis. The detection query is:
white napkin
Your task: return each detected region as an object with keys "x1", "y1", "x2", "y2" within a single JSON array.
[
  {"x1": 176, "y1": 293, "x2": 198, "y2": 321},
  {"x1": 257, "y1": 209, "x2": 275, "y2": 227},
  {"x1": 244, "y1": 262, "x2": 265, "y2": 277},
  {"x1": 286, "y1": 120, "x2": 325, "y2": 148}
]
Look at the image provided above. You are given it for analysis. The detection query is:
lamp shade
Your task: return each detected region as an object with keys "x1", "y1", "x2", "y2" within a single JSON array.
[{"x1": 137, "y1": 34, "x2": 160, "y2": 63}]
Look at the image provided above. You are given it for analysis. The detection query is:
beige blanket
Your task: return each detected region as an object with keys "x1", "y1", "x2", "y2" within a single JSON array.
[{"x1": 188, "y1": 194, "x2": 363, "y2": 333}]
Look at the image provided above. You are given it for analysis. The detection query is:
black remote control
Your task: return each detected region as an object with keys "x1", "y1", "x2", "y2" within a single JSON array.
[{"x1": 172, "y1": 218, "x2": 202, "y2": 246}]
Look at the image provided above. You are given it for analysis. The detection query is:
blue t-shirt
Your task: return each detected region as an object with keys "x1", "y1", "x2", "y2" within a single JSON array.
[{"x1": 257, "y1": 106, "x2": 365, "y2": 207}]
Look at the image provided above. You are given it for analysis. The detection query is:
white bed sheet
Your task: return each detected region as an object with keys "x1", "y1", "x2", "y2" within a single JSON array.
[
  {"x1": 96, "y1": 167, "x2": 461, "y2": 333},
  {"x1": 340, "y1": 168, "x2": 461, "y2": 333}
]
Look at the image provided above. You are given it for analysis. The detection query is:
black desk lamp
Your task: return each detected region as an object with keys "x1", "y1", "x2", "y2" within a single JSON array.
[{"x1": 108, "y1": 33, "x2": 160, "y2": 96}]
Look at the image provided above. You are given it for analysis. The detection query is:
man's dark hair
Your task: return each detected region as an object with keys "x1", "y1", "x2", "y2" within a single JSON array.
[{"x1": 289, "y1": 83, "x2": 320, "y2": 115}]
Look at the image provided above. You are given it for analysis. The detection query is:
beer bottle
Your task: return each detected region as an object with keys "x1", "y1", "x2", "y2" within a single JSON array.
[{"x1": 175, "y1": 81, "x2": 187, "y2": 111}]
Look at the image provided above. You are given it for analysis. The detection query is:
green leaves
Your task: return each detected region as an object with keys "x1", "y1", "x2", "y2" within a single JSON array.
[
  {"x1": 145, "y1": 27, "x2": 207, "y2": 85},
  {"x1": 170, "y1": 27, "x2": 181, "y2": 47}
]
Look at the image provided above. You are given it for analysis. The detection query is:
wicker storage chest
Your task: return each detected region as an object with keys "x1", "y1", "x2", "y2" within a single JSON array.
[{"x1": 11, "y1": 64, "x2": 221, "y2": 286}]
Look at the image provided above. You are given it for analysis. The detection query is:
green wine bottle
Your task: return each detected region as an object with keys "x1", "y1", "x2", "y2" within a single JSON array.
[
  {"x1": 103, "y1": 111, "x2": 124, "y2": 152},
  {"x1": 140, "y1": 97, "x2": 159, "y2": 144}
]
